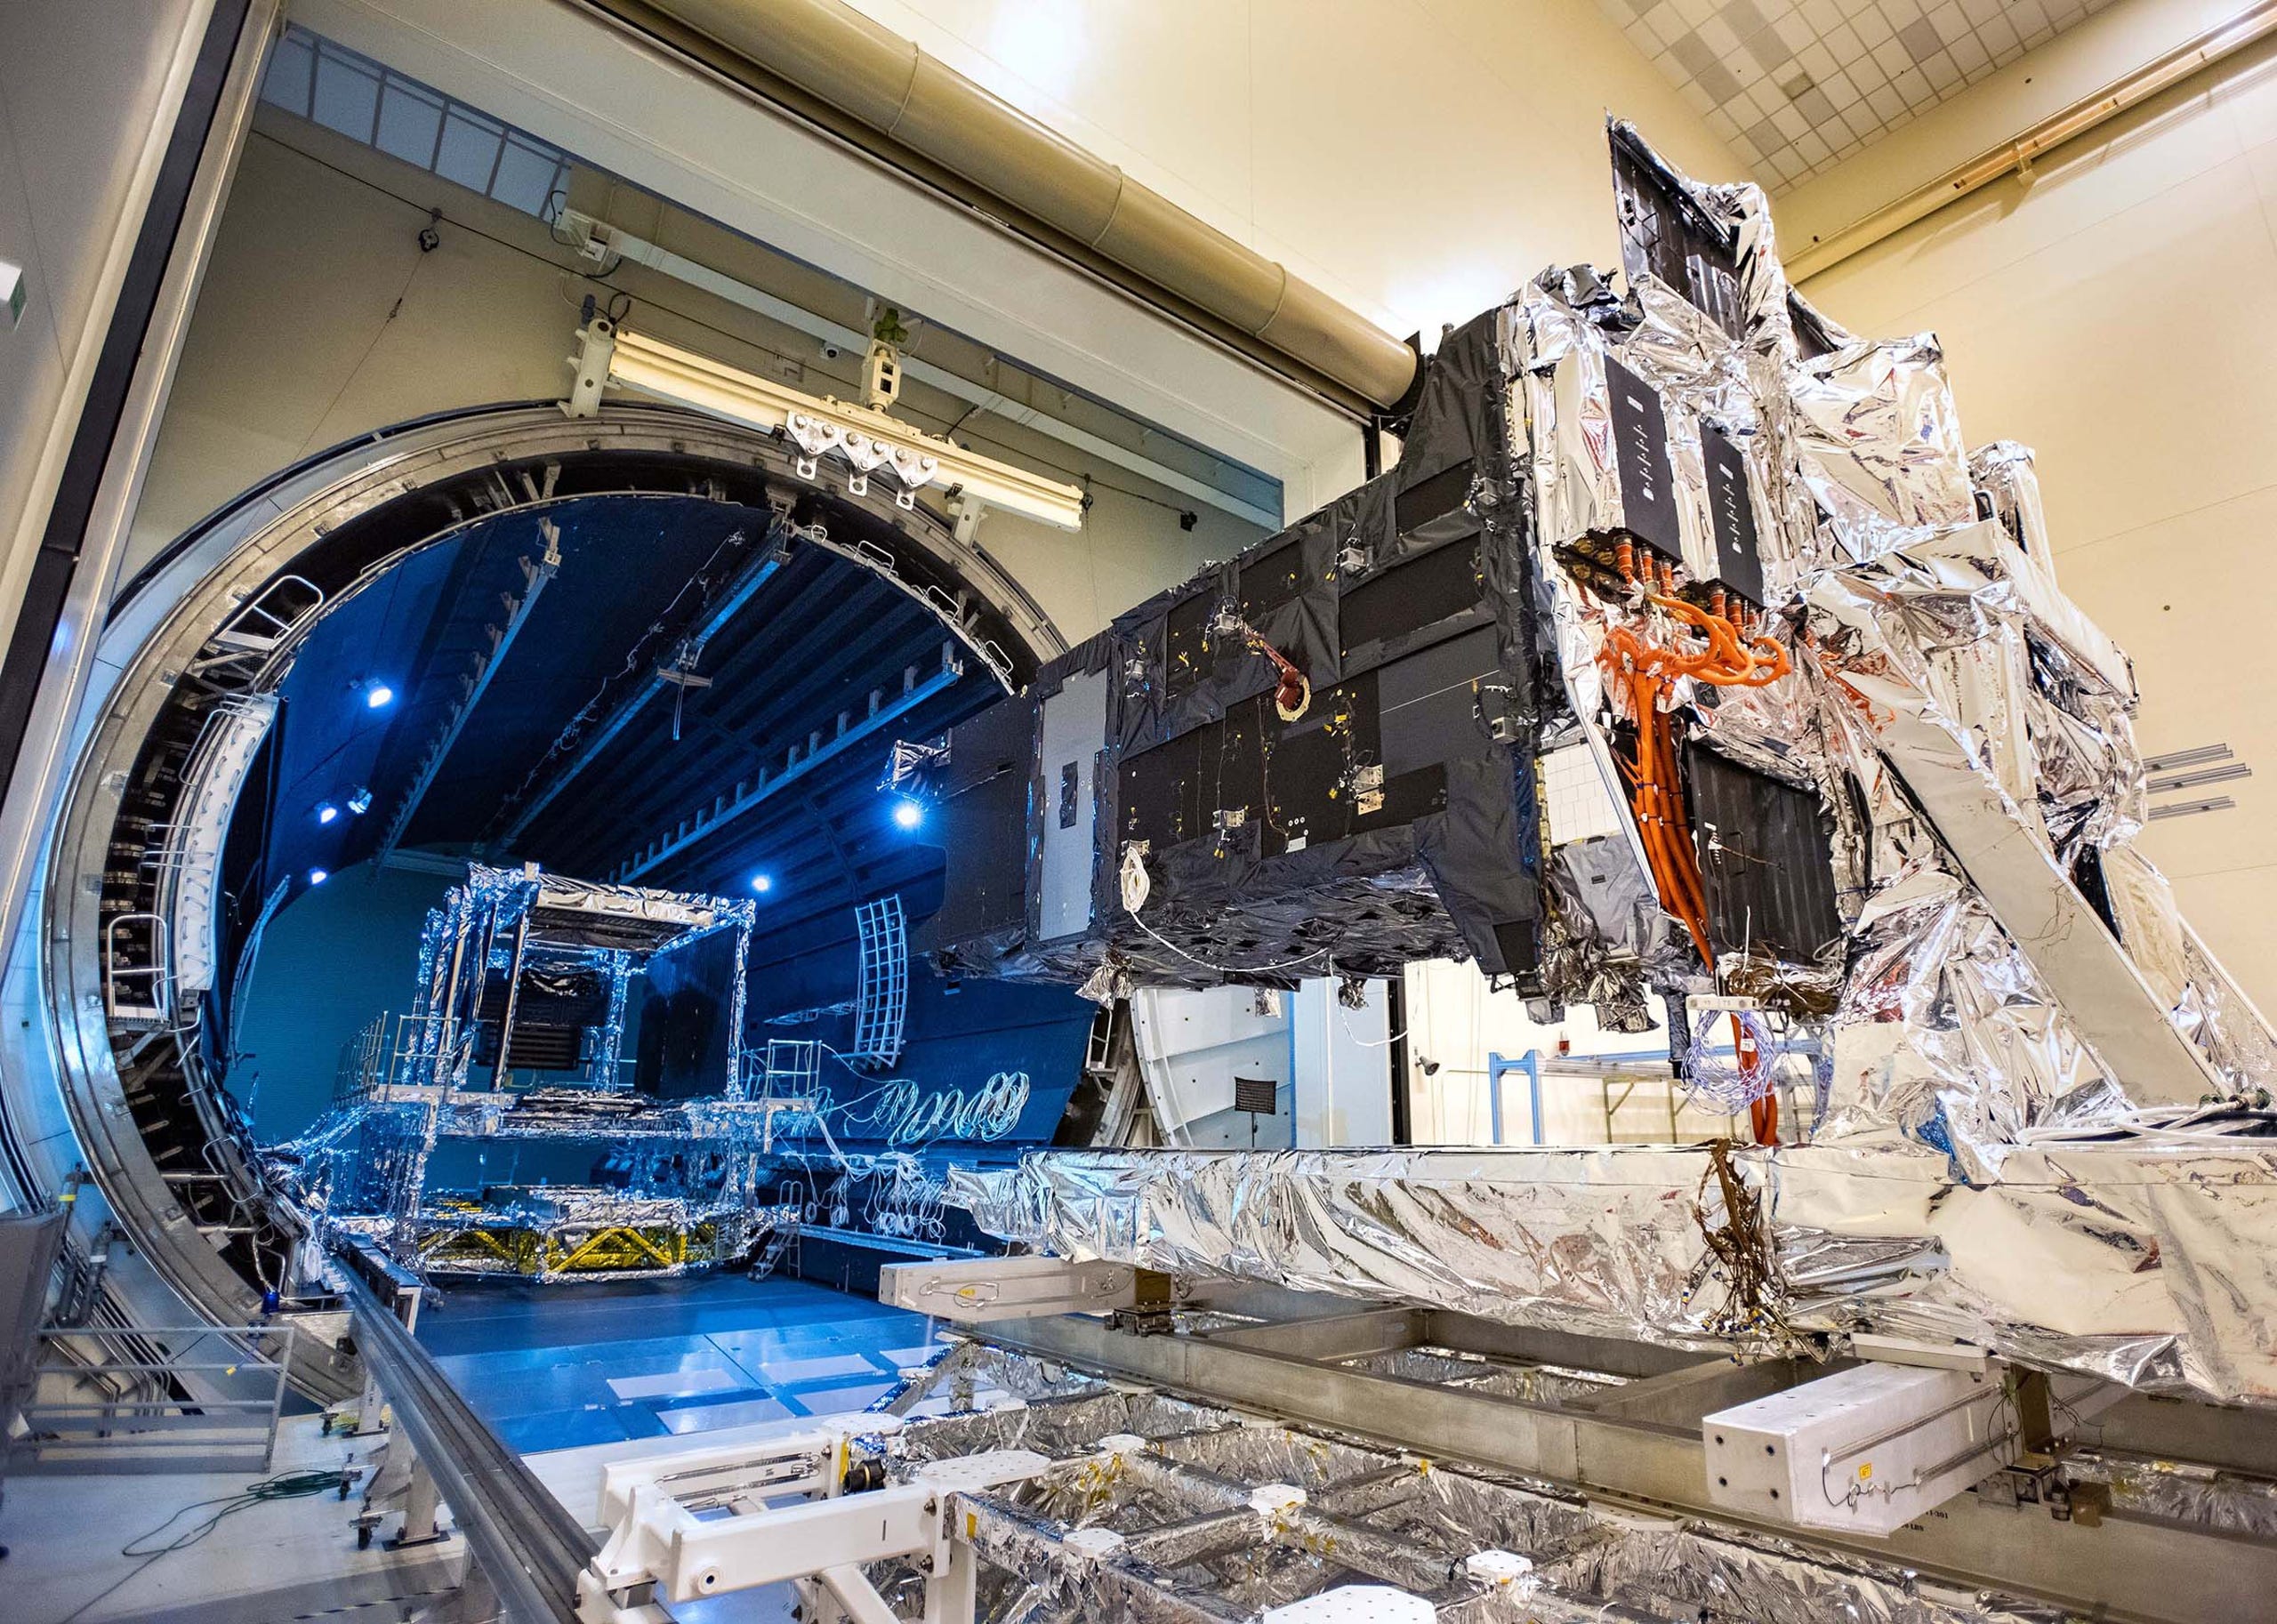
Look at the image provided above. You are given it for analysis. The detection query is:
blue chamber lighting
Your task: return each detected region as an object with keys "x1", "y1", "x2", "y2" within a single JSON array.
[
  {"x1": 364, "y1": 682, "x2": 394, "y2": 709},
  {"x1": 751, "y1": 873, "x2": 773, "y2": 894},
  {"x1": 316, "y1": 802, "x2": 339, "y2": 824},
  {"x1": 308, "y1": 868, "x2": 329, "y2": 886},
  {"x1": 891, "y1": 798, "x2": 925, "y2": 830}
]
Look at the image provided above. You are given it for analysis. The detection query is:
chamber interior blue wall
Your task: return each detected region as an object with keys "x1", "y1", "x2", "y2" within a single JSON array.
[
  {"x1": 745, "y1": 872, "x2": 1094, "y2": 1147},
  {"x1": 237, "y1": 855, "x2": 1095, "y2": 1154},
  {"x1": 234, "y1": 857, "x2": 451, "y2": 1139}
]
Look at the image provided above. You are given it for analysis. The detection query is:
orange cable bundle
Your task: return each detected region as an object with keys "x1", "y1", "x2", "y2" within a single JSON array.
[
  {"x1": 1596, "y1": 565, "x2": 1793, "y2": 1144},
  {"x1": 1225, "y1": 615, "x2": 1311, "y2": 720}
]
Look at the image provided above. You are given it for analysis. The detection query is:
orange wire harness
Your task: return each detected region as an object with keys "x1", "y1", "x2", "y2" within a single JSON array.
[
  {"x1": 1223, "y1": 615, "x2": 1311, "y2": 720},
  {"x1": 1596, "y1": 545, "x2": 1793, "y2": 1143}
]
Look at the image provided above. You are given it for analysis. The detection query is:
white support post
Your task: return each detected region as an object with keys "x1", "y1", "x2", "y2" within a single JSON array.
[
  {"x1": 1291, "y1": 977, "x2": 1390, "y2": 1147},
  {"x1": 822, "y1": 1565, "x2": 902, "y2": 1624},
  {"x1": 398, "y1": 1458, "x2": 443, "y2": 1547},
  {"x1": 925, "y1": 1536, "x2": 979, "y2": 1624}
]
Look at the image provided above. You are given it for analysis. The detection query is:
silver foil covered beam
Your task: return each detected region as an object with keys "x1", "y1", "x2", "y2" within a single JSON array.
[{"x1": 953, "y1": 1135, "x2": 2277, "y2": 1402}]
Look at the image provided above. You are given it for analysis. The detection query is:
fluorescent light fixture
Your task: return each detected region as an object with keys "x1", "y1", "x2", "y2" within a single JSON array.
[
  {"x1": 2143, "y1": 743, "x2": 2233, "y2": 774},
  {"x1": 892, "y1": 798, "x2": 926, "y2": 830},
  {"x1": 578, "y1": 323, "x2": 1087, "y2": 532},
  {"x1": 2149, "y1": 796, "x2": 2236, "y2": 822},
  {"x1": 2148, "y1": 762, "x2": 2252, "y2": 795},
  {"x1": 308, "y1": 868, "x2": 330, "y2": 885},
  {"x1": 751, "y1": 873, "x2": 773, "y2": 894},
  {"x1": 316, "y1": 802, "x2": 339, "y2": 824}
]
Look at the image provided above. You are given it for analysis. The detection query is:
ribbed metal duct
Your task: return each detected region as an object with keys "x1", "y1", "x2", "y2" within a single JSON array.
[{"x1": 604, "y1": 0, "x2": 1420, "y2": 409}]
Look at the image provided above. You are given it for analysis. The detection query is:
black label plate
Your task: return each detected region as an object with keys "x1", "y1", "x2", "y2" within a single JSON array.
[
  {"x1": 1604, "y1": 355, "x2": 1681, "y2": 561},
  {"x1": 1702, "y1": 423, "x2": 1766, "y2": 607}
]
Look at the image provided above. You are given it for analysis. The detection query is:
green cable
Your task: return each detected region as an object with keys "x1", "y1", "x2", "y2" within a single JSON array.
[{"x1": 119, "y1": 1467, "x2": 350, "y2": 1559}]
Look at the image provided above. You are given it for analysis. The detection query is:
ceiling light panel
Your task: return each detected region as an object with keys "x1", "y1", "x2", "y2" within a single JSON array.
[{"x1": 1596, "y1": 0, "x2": 2121, "y2": 188}]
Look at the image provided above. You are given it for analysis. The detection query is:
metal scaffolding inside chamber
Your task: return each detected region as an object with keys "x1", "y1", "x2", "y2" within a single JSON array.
[{"x1": 278, "y1": 864, "x2": 808, "y2": 1282}]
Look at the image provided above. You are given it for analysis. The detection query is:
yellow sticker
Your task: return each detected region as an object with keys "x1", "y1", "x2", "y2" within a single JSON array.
[{"x1": 1857, "y1": 1462, "x2": 1873, "y2": 1482}]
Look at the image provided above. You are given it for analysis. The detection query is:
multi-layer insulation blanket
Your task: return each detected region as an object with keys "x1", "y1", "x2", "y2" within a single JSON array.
[{"x1": 939, "y1": 125, "x2": 2277, "y2": 1403}]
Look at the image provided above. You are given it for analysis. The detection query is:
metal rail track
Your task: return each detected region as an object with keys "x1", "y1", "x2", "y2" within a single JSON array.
[
  {"x1": 981, "y1": 1303, "x2": 2277, "y2": 1624},
  {"x1": 342, "y1": 1269, "x2": 594, "y2": 1622}
]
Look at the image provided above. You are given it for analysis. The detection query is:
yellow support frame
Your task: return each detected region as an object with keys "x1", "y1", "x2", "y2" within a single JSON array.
[{"x1": 412, "y1": 1216, "x2": 728, "y2": 1280}]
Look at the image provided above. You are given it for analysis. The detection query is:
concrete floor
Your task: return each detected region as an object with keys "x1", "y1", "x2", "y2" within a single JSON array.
[
  {"x1": 4, "y1": 1274, "x2": 943, "y2": 1623},
  {"x1": 1, "y1": 1411, "x2": 463, "y2": 1624}
]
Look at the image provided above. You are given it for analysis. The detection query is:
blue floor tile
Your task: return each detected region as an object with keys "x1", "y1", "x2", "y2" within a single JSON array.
[
  {"x1": 496, "y1": 1404, "x2": 635, "y2": 1453},
  {"x1": 657, "y1": 1395, "x2": 793, "y2": 1434},
  {"x1": 792, "y1": 1380, "x2": 896, "y2": 1417},
  {"x1": 417, "y1": 1274, "x2": 944, "y2": 1451}
]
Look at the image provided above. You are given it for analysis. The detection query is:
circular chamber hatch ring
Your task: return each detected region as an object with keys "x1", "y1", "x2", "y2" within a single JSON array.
[{"x1": 21, "y1": 402, "x2": 1064, "y2": 1399}]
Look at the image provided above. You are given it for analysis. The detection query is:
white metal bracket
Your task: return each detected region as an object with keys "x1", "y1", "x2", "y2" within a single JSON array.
[
  {"x1": 879, "y1": 1254, "x2": 1139, "y2": 1325},
  {"x1": 575, "y1": 1419, "x2": 1046, "y2": 1624},
  {"x1": 562, "y1": 318, "x2": 616, "y2": 418}
]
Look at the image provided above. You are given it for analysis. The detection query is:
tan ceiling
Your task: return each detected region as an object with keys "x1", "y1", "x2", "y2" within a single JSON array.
[{"x1": 1596, "y1": 0, "x2": 2120, "y2": 186}]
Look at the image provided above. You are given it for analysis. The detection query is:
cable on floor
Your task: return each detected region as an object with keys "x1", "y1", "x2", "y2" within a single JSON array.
[
  {"x1": 57, "y1": 1467, "x2": 351, "y2": 1624},
  {"x1": 120, "y1": 1467, "x2": 351, "y2": 1558}
]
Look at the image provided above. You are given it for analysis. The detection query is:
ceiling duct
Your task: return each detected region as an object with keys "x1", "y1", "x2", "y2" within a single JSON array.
[{"x1": 587, "y1": 0, "x2": 1420, "y2": 412}]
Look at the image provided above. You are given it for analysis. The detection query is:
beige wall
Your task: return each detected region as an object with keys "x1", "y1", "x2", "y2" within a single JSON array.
[
  {"x1": 1400, "y1": 958, "x2": 1789, "y2": 1146},
  {"x1": 839, "y1": 0, "x2": 1744, "y2": 343},
  {"x1": 1788, "y1": 27, "x2": 2277, "y2": 1008},
  {"x1": 0, "y1": 0, "x2": 210, "y2": 648},
  {"x1": 135, "y1": 112, "x2": 1246, "y2": 640}
]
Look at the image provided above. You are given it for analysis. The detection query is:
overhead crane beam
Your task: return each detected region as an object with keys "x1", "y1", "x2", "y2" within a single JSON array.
[
  {"x1": 375, "y1": 523, "x2": 561, "y2": 867},
  {"x1": 612, "y1": 643, "x2": 962, "y2": 882},
  {"x1": 489, "y1": 524, "x2": 787, "y2": 850}
]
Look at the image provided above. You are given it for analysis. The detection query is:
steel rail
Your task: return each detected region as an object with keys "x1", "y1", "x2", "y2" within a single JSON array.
[
  {"x1": 980, "y1": 1308, "x2": 2277, "y2": 1624},
  {"x1": 342, "y1": 1271, "x2": 593, "y2": 1622}
]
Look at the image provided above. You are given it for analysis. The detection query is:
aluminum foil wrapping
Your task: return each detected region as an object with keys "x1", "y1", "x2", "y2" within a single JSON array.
[
  {"x1": 869, "y1": 1348, "x2": 2095, "y2": 1622},
  {"x1": 953, "y1": 1137, "x2": 2277, "y2": 1402},
  {"x1": 511, "y1": 864, "x2": 756, "y2": 943},
  {"x1": 1968, "y1": 439, "x2": 2058, "y2": 576},
  {"x1": 2175, "y1": 921, "x2": 2277, "y2": 1099},
  {"x1": 1517, "y1": 130, "x2": 2277, "y2": 1155},
  {"x1": 1516, "y1": 285, "x2": 1744, "y2": 1010},
  {"x1": 1797, "y1": 521, "x2": 2277, "y2": 1152},
  {"x1": 2032, "y1": 675, "x2": 2143, "y2": 863},
  {"x1": 1788, "y1": 334, "x2": 1976, "y2": 559},
  {"x1": 1794, "y1": 512, "x2": 2277, "y2": 1134},
  {"x1": 881, "y1": 1339, "x2": 1108, "y2": 1419},
  {"x1": 956, "y1": 1146, "x2": 1731, "y2": 1356},
  {"x1": 1533, "y1": 1520, "x2": 2070, "y2": 1624},
  {"x1": 1817, "y1": 857, "x2": 2127, "y2": 1181},
  {"x1": 1518, "y1": 268, "x2": 1787, "y2": 597},
  {"x1": 2062, "y1": 1448, "x2": 2277, "y2": 1540},
  {"x1": 1339, "y1": 1346, "x2": 1624, "y2": 1404},
  {"x1": 399, "y1": 1186, "x2": 793, "y2": 1282},
  {"x1": 1513, "y1": 263, "x2": 1867, "y2": 1030}
]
